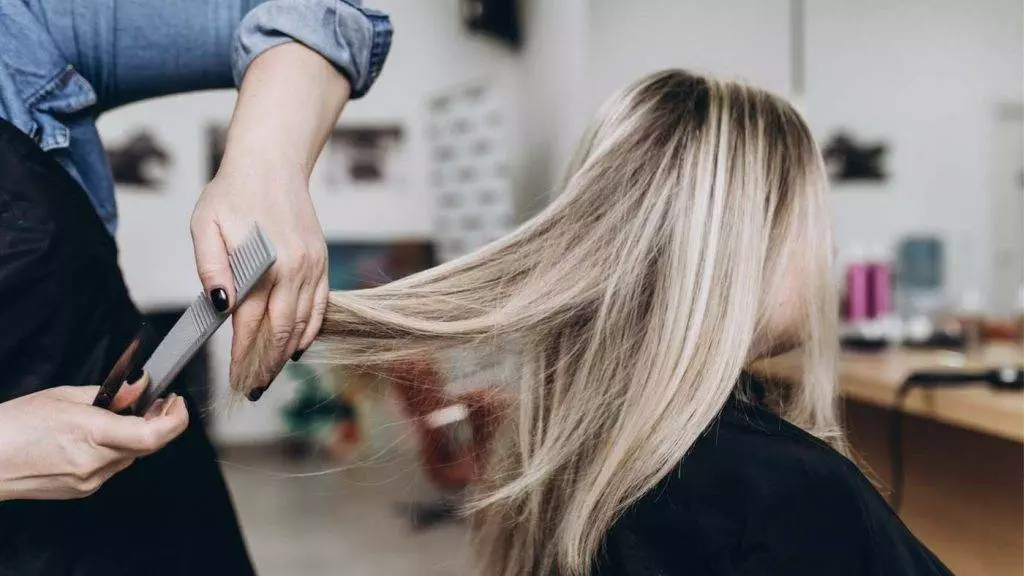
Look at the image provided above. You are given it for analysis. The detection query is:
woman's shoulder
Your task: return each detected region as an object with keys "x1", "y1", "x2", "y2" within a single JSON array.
[
  {"x1": 597, "y1": 398, "x2": 952, "y2": 576},
  {"x1": 683, "y1": 396, "x2": 866, "y2": 502}
]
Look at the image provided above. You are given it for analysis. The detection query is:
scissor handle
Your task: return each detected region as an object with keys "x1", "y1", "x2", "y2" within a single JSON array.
[{"x1": 92, "y1": 325, "x2": 154, "y2": 411}]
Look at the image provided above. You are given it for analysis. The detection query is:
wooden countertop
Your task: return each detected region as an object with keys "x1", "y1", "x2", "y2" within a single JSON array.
[{"x1": 758, "y1": 343, "x2": 1024, "y2": 443}]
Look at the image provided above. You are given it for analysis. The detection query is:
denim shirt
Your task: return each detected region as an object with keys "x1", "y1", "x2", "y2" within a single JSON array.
[{"x1": 0, "y1": 0, "x2": 392, "y2": 233}]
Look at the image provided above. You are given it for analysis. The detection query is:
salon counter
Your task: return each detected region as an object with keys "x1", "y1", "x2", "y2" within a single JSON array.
[
  {"x1": 758, "y1": 343, "x2": 1024, "y2": 576},
  {"x1": 763, "y1": 343, "x2": 1024, "y2": 442}
]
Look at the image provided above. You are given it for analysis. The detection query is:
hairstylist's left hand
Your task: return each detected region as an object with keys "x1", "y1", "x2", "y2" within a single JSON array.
[
  {"x1": 193, "y1": 161, "x2": 327, "y2": 393},
  {"x1": 190, "y1": 43, "x2": 350, "y2": 397}
]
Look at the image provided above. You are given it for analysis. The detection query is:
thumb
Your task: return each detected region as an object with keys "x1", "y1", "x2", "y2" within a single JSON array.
[
  {"x1": 191, "y1": 215, "x2": 234, "y2": 312},
  {"x1": 94, "y1": 395, "x2": 190, "y2": 454},
  {"x1": 49, "y1": 385, "x2": 103, "y2": 404}
]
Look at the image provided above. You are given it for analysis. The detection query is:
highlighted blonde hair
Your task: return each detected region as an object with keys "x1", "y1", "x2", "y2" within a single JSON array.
[{"x1": 238, "y1": 69, "x2": 841, "y2": 575}]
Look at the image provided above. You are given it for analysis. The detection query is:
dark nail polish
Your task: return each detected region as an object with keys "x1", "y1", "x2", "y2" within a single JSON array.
[
  {"x1": 210, "y1": 288, "x2": 230, "y2": 312},
  {"x1": 247, "y1": 386, "x2": 267, "y2": 402},
  {"x1": 291, "y1": 349, "x2": 306, "y2": 362}
]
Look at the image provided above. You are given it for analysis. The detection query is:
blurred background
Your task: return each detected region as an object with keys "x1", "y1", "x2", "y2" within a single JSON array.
[{"x1": 98, "y1": 0, "x2": 1022, "y2": 574}]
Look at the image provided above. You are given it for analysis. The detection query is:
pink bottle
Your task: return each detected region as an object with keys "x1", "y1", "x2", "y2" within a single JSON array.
[
  {"x1": 845, "y1": 245, "x2": 870, "y2": 321},
  {"x1": 846, "y1": 264, "x2": 870, "y2": 321},
  {"x1": 867, "y1": 261, "x2": 892, "y2": 318}
]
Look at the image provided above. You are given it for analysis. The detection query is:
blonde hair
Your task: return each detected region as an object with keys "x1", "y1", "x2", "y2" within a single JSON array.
[{"x1": 237, "y1": 69, "x2": 841, "y2": 575}]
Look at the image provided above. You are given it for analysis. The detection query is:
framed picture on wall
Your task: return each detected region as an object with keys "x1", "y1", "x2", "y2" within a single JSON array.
[
  {"x1": 105, "y1": 130, "x2": 172, "y2": 190},
  {"x1": 822, "y1": 130, "x2": 890, "y2": 184},
  {"x1": 427, "y1": 82, "x2": 515, "y2": 262},
  {"x1": 316, "y1": 126, "x2": 408, "y2": 193}
]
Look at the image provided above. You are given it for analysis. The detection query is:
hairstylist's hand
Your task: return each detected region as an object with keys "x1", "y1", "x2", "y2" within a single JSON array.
[
  {"x1": 0, "y1": 379, "x2": 188, "y2": 501},
  {"x1": 192, "y1": 162, "x2": 328, "y2": 396},
  {"x1": 190, "y1": 43, "x2": 349, "y2": 398}
]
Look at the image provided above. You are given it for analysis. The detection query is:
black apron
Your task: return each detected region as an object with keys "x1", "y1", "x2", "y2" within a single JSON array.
[{"x1": 0, "y1": 118, "x2": 255, "y2": 576}]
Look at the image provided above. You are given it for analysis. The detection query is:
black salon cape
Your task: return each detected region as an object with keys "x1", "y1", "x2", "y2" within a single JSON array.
[
  {"x1": 0, "y1": 118, "x2": 255, "y2": 575},
  {"x1": 596, "y1": 376, "x2": 953, "y2": 576}
]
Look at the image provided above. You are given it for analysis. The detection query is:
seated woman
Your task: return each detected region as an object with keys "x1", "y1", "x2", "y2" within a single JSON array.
[{"x1": 236, "y1": 69, "x2": 952, "y2": 576}]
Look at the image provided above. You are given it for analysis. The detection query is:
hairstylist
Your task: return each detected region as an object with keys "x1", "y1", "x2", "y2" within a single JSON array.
[{"x1": 0, "y1": 1, "x2": 391, "y2": 574}]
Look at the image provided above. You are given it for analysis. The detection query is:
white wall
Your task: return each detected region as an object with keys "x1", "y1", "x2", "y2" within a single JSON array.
[
  {"x1": 515, "y1": 0, "x2": 591, "y2": 217},
  {"x1": 588, "y1": 0, "x2": 792, "y2": 106},
  {"x1": 572, "y1": 0, "x2": 1022, "y2": 309},
  {"x1": 100, "y1": 0, "x2": 522, "y2": 444},
  {"x1": 514, "y1": 0, "x2": 793, "y2": 204},
  {"x1": 805, "y1": 0, "x2": 1024, "y2": 305},
  {"x1": 514, "y1": 0, "x2": 794, "y2": 213}
]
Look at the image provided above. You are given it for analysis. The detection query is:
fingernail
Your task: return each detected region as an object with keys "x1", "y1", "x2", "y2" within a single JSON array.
[
  {"x1": 210, "y1": 287, "x2": 229, "y2": 312},
  {"x1": 247, "y1": 386, "x2": 268, "y2": 402},
  {"x1": 291, "y1": 349, "x2": 306, "y2": 362},
  {"x1": 162, "y1": 394, "x2": 177, "y2": 416}
]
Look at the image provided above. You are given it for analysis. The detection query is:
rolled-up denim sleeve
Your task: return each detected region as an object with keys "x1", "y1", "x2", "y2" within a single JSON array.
[
  {"x1": 20, "y1": 0, "x2": 391, "y2": 109},
  {"x1": 233, "y1": 0, "x2": 392, "y2": 99}
]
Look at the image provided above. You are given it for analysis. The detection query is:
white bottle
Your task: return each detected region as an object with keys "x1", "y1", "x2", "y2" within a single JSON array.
[{"x1": 959, "y1": 288, "x2": 984, "y2": 357}]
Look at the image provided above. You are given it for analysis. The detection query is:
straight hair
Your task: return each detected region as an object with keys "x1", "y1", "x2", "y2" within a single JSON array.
[{"x1": 235, "y1": 69, "x2": 842, "y2": 575}]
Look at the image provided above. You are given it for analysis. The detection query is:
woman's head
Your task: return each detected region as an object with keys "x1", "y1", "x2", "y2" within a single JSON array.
[
  {"x1": 559, "y1": 69, "x2": 833, "y2": 364},
  {"x1": 236, "y1": 69, "x2": 840, "y2": 575}
]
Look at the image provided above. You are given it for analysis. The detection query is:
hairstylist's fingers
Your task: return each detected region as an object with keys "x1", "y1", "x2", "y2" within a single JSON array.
[
  {"x1": 299, "y1": 274, "x2": 329, "y2": 352},
  {"x1": 190, "y1": 214, "x2": 234, "y2": 313},
  {"x1": 268, "y1": 241, "x2": 312, "y2": 362},
  {"x1": 265, "y1": 279, "x2": 301, "y2": 366},
  {"x1": 142, "y1": 397, "x2": 168, "y2": 421},
  {"x1": 294, "y1": 244, "x2": 327, "y2": 353},
  {"x1": 287, "y1": 277, "x2": 314, "y2": 358},
  {"x1": 229, "y1": 281, "x2": 271, "y2": 389},
  {"x1": 93, "y1": 394, "x2": 189, "y2": 454},
  {"x1": 53, "y1": 380, "x2": 145, "y2": 412},
  {"x1": 50, "y1": 385, "x2": 103, "y2": 404},
  {"x1": 108, "y1": 373, "x2": 150, "y2": 413}
]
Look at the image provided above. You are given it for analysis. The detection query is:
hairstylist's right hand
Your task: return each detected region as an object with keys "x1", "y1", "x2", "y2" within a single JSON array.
[{"x1": 0, "y1": 379, "x2": 188, "y2": 501}]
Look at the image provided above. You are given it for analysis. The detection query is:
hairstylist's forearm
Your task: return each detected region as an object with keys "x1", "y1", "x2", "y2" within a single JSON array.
[
  {"x1": 191, "y1": 41, "x2": 346, "y2": 397},
  {"x1": 220, "y1": 41, "x2": 351, "y2": 179}
]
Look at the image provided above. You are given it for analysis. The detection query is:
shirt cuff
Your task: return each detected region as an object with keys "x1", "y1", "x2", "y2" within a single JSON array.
[{"x1": 231, "y1": 0, "x2": 393, "y2": 99}]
